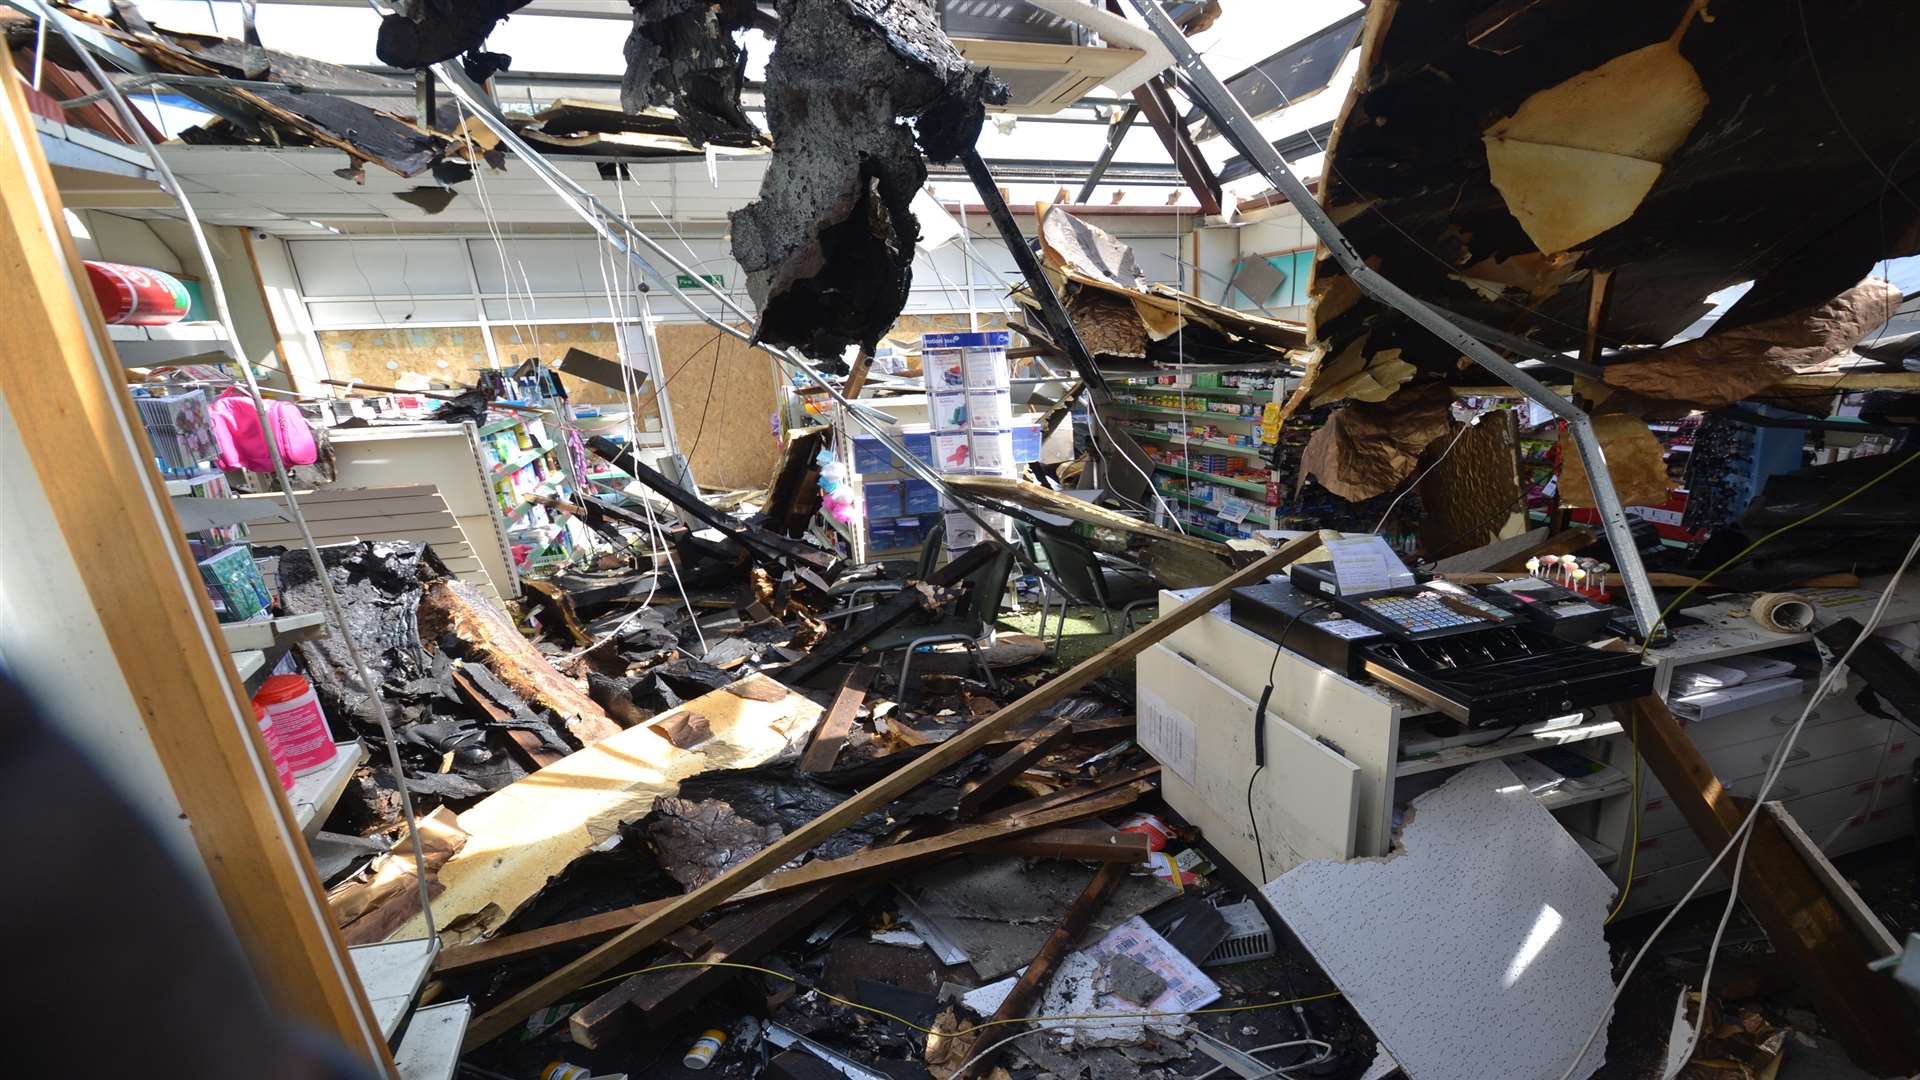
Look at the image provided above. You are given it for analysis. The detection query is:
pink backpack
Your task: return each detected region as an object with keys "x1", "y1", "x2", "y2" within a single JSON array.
[{"x1": 209, "y1": 390, "x2": 317, "y2": 471}]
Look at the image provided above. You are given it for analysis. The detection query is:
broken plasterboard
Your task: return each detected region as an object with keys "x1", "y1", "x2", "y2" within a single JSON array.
[
  {"x1": 1263, "y1": 759, "x2": 1616, "y2": 1080},
  {"x1": 392, "y1": 674, "x2": 820, "y2": 942}
]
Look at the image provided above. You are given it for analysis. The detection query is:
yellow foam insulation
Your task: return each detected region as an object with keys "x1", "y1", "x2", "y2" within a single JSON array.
[
  {"x1": 392, "y1": 673, "x2": 821, "y2": 942},
  {"x1": 1482, "y1": 25, "x2": 1708, "y2": 254},
  {"x1": 1555, "y1": 414, "x2": 1673, "y2": 509}
]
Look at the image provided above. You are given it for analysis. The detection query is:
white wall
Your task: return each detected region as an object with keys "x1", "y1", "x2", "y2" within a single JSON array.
[
  {"x1": 0, "y1": 386, "x2": 210, "y2": 899},
  {"x1": 257, "y1": 210, "x2": 1196, "y2": 388}
]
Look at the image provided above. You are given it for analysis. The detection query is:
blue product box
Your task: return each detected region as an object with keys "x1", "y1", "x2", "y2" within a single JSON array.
[
  {"x1": 1012, "y1": 418, "x2": 1041, "y2": 463},
  {"x1": 867, "y1": 520, "x2": 897, "y2": 551},
  {"x1": 851, "y1": 429, "x2": 935, "y2": 475},
  {"x1": 892, "y1": 515, "x2": 927, "y2": 549},
  {"x1": 901, "y1": 478, "x2": 940, "y2": 514},
  {"x1": 864, "y1": 480, "x2": 902, "y2": 519}
]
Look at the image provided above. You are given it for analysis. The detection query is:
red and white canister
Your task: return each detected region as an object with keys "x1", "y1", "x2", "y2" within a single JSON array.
[
  {"x1": 253, "y1": 701, "x2": 294, "y2": 791},
  {"x1": 253, "y1": 674, "x2": 336, "y2": 775}
]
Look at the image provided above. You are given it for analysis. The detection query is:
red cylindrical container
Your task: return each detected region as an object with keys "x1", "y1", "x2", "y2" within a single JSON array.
[
  {"x1": 253, "y1": 701, "x2": 294, "y2": 790},
  {"x1": 82, "y1": 260, "x2": 191, "y2": 325},
  {"x1": 253, "y1": 675, "x2": 336, "y2": 775}
]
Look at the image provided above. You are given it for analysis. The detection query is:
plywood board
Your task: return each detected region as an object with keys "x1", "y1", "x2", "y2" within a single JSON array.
[
  {"x1": 316, "y1": 326, "x2": 491, "y2": 389},
  {"x1": 652, "y1": 321, "x2": 782, "y2": 490},
  {"x1": 1139, "y1": 645, "x2": 1360, "y2": 877},
  {"x1": 1264, "y1": 760, "x2": 1616, "y2": 1080},
  {"x1": 392, "y1": 674, "x2": 821, "y2": 942},
  {"x1": 489, "y1": 322, "x2": 662, "y2": 422}
]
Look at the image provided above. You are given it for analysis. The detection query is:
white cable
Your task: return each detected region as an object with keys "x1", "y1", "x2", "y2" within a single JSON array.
[
  {"x1": 1371, "y1": 413, "x2": 1477, "y2": 535},
  {"x1": 1552, "y1": 530, "x2": 1920, "y2": 1080},
  {"x1": 1188, "y1": 1028, "x2": 1334, "y2": 1080},
  {"x1": 31, "y1": 0, "x2": 439, "y2": 946}
]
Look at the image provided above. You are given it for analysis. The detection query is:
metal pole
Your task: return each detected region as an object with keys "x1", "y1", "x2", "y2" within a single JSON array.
[{"x1": 1122, "y1": 0, "x2": 1661, "y2": 637}]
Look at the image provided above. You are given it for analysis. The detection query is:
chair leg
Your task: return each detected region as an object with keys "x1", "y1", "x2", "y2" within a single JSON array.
[
  {"x1": 965, "y1": 639, "x2": 998, "y2": 693},
  {"x1": 898, "y1": 647, "x2": 915, "y2": 697}
]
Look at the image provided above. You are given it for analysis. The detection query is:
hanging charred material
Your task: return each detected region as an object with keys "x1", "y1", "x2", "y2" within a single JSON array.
[
  {"x1": 729, "y1": 0, "x2": 1006, "y2": 357},
  {"x1": 621, "y1": 0, "x2": 762, "y2": 148}
]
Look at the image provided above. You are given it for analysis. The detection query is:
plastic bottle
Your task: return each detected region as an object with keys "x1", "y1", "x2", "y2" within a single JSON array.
[{"x1": 683, "y1": 1028, "x2": 727, "y2": 1069}]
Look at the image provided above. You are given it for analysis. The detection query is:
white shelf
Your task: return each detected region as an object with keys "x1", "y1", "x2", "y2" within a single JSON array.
[
  {"x1": 394, "y1": 1000, "x2": 470, "y2": 1080},
  {"x1": 220, "y1": 612, "x2": 327, "y2": 652},
  {"x1": 350, "y1": 938, "x2": 438, "y2": 1041},
  {"x1": 290, "y1": 740, "x2": 366, "y2": 836},
  {"x1": 1536, "y1": 776, "x2": 1632, "y2": 811},
  {"x1": 1645, "y1": 577, "x2": 1920, "y2": 670},
  {"x1": 1396, "y1": 715, "x2": 1625, "y2": 777}
]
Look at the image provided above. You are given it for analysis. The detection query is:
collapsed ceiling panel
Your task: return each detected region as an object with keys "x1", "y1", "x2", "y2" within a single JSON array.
[
  {"x1": 1302, "y1": 0, "x2": 1920, "y2": 401},
  {"x1": 728, "y1": 0, "x2": 1005, "y2": 359}
]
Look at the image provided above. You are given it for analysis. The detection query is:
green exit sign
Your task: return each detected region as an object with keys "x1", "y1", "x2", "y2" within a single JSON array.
[{"x1": 675, "y1": 273, "x2": 724, "y2": 288}]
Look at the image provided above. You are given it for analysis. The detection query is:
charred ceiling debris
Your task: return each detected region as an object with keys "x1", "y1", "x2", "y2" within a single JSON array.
[
  {"x1": 729, "y1": 0, "x2": 1007, "y2": 358},
  {"x1": 1297, "y1": 0, "x2": 1920, "y2": 419},
  {"x1": 620, "y1": 0, "x2": 763, "y2": 149}
]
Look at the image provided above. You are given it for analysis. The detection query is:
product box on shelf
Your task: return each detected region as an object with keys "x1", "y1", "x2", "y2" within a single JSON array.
[{"x1": 864, "y1": 480, "x2": 903, "y2": 520}]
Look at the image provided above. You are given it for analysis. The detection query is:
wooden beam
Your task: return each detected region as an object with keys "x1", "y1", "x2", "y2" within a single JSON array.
[
  {"x1": 434, "y1": 786, "x2": 1146, "y2": 977},
  {"x1": 798, "y1": 666, "x2": 873, "y2": 774},
  {"x1": 0, "y1": 71, "x2": 393, "y2": 1074},
  {"x1": 958, "y1": 716, "x2": 1073, "y2": 817},
  {"x1": 978, "y1": 770, "x2": 1160, "y2": 824},
  {"x1": 1132, "y1": 75, "x2": 1222, "y2": 216},
  {"x1": 460, "y1": 534, "x2": 1322, "y2": 1049},
  {"x1": 979, "y1": 827, "x2": 1152, "y2": 862},
  {"x1": 570, "y1": 882, "x2": 861, "y2": 1044},
  {"x1": 957, "y1": 861, "x2": 1128, "y2": 1079},
  {"x1": 1627, "y1": 696, "x2": 1920, "y2": 1075},
  {"x1": 843, "y1": 348, "x2": 874, "y2": 400}
]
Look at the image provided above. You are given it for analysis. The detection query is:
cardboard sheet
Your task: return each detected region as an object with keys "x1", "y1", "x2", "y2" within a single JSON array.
[
  {"x1": 1264, "y1": 760, "x2": 1616, "y2": 1080},
  {"x1": 1553, "y1": 413, "x2": 1671, "y2": 509},
  {"x1": 1299, "y1": 382, "x2": 1454, "y2": 501}
]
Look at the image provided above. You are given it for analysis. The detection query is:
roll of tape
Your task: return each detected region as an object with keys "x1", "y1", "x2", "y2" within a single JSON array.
[{"x1": 1752, "y1": 592, "x2": 1815, "y2": 633}]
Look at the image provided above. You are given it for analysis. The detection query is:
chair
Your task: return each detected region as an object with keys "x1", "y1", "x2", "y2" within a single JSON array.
[
  {"x1": 861, "y1": 541, "x2": 1017, "y2": 692},
  {"x1": 1031, "y1": 528, "x2": 1158, "y2": 653},
  {"x1": 828, "y1": 520, "x2": 945, "y2": 613}
]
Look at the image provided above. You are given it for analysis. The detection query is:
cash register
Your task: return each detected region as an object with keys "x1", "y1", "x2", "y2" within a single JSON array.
[{"x1": 1229, "y1": 537, "x2": 1653, "y2": 727}]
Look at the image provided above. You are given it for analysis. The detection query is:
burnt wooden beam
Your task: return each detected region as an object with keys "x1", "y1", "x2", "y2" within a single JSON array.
[
  {"x1": 798, "y1": 666, "x2": 874, "y2": 774},
  {"x1": 1627, "y1": 696, "x2": 1920, "y2": 1075},
  {"x1": 955, "y1": 861, "x2": 1128, "y2": 1079},
  {"x1": 958, "y1": 716, "x2": 1073, "y2": 817},
  {"x1": 776, "y1": 540, "x2": 1001, "y2": 687},
  {"x1": 570, "y1": 882, "x2": 860, "y2": 1042},
  {"x1": 587, "y1": 435, "x2": 840, "y2": 579},
  {"x1": 978, "y1": 826, "x2": 1152, "y2": 862}
]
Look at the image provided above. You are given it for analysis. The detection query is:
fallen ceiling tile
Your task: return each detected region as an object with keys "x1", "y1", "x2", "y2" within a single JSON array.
[{"x1": 1264, "y1": 759, "x2": 1616, "y2": 1080}]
